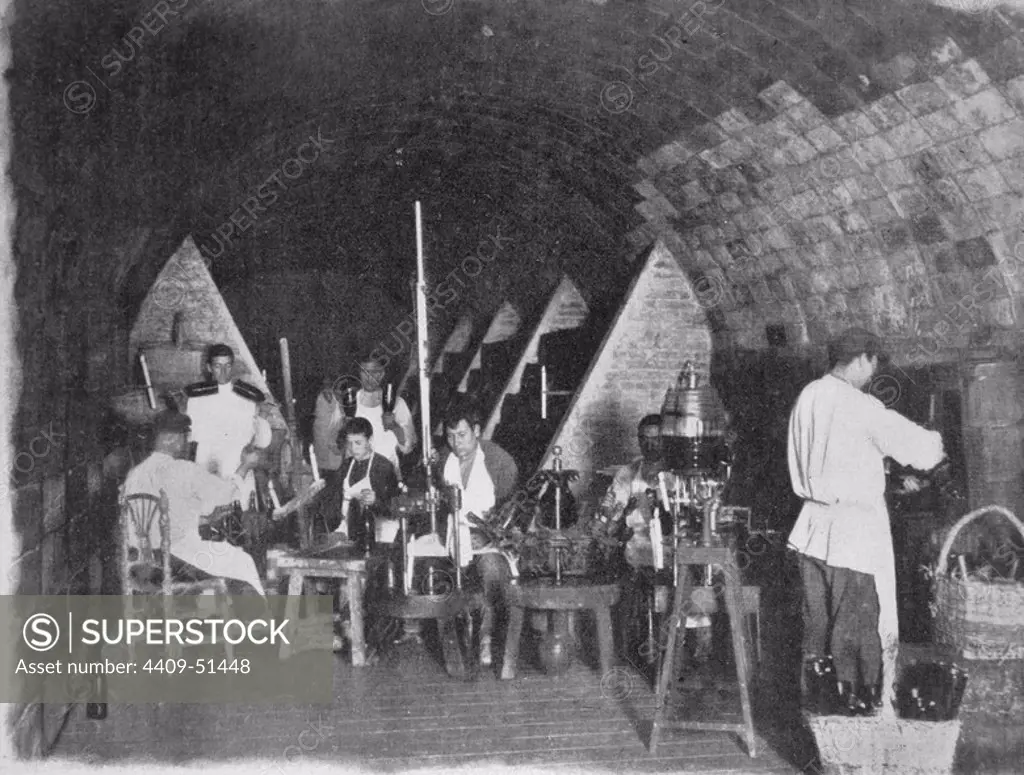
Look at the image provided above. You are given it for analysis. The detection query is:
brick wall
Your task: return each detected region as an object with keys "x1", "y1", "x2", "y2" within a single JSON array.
[
  {"x1": 541, "y1": 240, "x2": 714, "y2": 494},
  {"x1": 130, "y1": 237, "x2": 273, "y2": 398},
  {"x1": 629, "y1": 39, "x2": 1024, "y2": 369}
]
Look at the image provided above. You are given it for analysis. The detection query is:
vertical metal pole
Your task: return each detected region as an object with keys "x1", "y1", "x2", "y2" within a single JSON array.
[
  {"x1": 553, "y1": 447, "x2": 563, "y2": 584},
  {"x1": 541, "y1": 364, "x2": 548, "y2": 420},
  {"x1": 451, "y1": 486, "x2": 463, "y2": 591},
  {"x1": 400, "y1": 514, "x2": 409, "y2": 595}
]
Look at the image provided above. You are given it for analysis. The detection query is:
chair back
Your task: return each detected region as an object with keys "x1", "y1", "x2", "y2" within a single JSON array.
[{"x1": 119, "y1": 489, "x2": 171, "y2": 595}]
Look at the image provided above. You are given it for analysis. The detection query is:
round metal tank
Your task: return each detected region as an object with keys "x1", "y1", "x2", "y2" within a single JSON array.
[{"x1": 660, "y1": 362, "x2": 729, "y2": 473}]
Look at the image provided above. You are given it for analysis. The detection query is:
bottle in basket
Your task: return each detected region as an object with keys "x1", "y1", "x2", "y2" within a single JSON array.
[
  {"x1": 804, "y1": 655, "x2": 840, "y2": 715},
  {"x1": 86, "y1": 670, "x2": 108, "y2": 720},
  {"x1": 948, "y1": 665, "x2": 968, "y2": 719}
]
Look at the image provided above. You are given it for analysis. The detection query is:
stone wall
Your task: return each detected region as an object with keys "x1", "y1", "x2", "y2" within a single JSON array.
[
  {"x1": 541, "y1": 240, "x2": 714, "y2": 493},
  {"x1": 629, "y1": 39, "x2": 1024, "y2": 369}
]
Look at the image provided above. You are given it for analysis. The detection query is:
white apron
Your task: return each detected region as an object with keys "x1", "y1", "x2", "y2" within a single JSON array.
[
  {"x1": 335, "y1": 454, "x2": 375, "y2": 534},
  {"x1": 442, "y1": 448, "x2": 517, "y2": 574},
  {"x1": 335, "y1": 453, "x2": 399, "y2": 543}
]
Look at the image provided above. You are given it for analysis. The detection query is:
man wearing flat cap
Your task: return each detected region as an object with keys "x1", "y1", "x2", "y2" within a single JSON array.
[
  {"x1": 123, "y1": 410, "x2": 265, "y2": 595},
  {"x1": 788, "y1": 327, "x2": 945, "y2": 716}
]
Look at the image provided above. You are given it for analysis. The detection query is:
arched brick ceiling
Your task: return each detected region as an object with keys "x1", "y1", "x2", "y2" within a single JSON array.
[{"x1": 13, "y1": 0, "x2": 1024, "y2": 342}]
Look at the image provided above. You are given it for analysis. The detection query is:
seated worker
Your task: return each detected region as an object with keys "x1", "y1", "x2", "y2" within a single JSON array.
[
  {"x1": 313, "y1": 352, "x2": 417, "y2": 484},
  {"x1": 184, "y1": 343, "x2": 273, "y2": 503},
  {"x1": 305, "y1": 417, "x2": 400, "y2": 651},
  {"x1": 603, "y1": 414, "x2": 668, "y2": 563},
  {"x1": 440, "y1": 398, "x2": 519, "y2": 666},
  {"x1": 122, "y1": 410, "x2": 265, "y2": 596},
  {"x1": 603, "y1": 414, "x2": 710, "y2": 668},
  {"x1": 310, "y1": 417, "x2": 400, "y2": 542}
]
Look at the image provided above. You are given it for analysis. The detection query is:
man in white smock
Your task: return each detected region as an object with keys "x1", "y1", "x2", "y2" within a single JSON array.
[
  {"x1": 788, "y1": 327, "x2": 944, "y2": 716},
  {"x1": 184, "y1": 344, "x2": 273, "y2": 506},
  {"x1": 123, "y1": 410, "x2": 266, "y2": 595}
]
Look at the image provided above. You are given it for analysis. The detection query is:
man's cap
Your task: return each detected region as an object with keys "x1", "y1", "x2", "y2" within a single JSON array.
[
  {"x1": 153, "y1": 410, "x2": 191, "y2": 435},
  {"x1": 827, "y1": 327, "x2": 888, "y2": 366}
]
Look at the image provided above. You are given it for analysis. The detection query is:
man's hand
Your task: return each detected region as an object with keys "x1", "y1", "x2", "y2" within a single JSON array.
[
  {"x1": 358, "y1": 490, "x2": 377, "y2": 506},
  {"x1": 383, "y1": 412, "x2": 406, "y2": 446},
  {"x1": 238, "y1": 447, "x2": 261, "y2": 473},
  {"x1": 898, "y1": 475, "x2": 925, "y2": 494}
]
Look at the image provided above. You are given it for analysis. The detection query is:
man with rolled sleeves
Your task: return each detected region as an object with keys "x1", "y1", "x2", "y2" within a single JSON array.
[{"x1": 788, "y1": 327, "x2": 946, "y2": 715}]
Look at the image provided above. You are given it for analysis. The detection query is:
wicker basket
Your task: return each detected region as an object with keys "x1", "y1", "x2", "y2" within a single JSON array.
[
  {"x1": 932, "y1": 505, "x2": 1024, "y2": 661},
  {"x1": 805, "y1": 713, "x2": 961, "y2": 775}
]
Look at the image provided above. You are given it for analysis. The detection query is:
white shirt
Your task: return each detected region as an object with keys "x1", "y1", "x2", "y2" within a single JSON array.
[
  {"x1": 443, "y1": 445, "x2": 496, "y2": 567},
  {"x1": 312, "y1": 390, "x2": 415, "y2": 475},
  {"x1": 123, "y1": 452, "x2": 265, "y2": 595},
  {"x1": 186, "y1": 383, "x2": 271, "y2": 479},
  {"x1": 787, "y1": 373, "x2": 942, "y2": 715},
  {"x1": 787, "y1": 374, "x2": 944, "y2": 577}
]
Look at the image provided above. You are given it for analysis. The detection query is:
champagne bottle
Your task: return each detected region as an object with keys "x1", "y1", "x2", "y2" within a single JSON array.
[
  {"x1": 363, "y1": 508, "x2": 376, "y2": 556},
  {"x1": 86, "y1": 671, "x2": 107, "y2": 720}
]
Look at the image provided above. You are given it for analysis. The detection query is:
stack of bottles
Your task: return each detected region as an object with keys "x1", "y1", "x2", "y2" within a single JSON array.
[
  {"x1": 803, "y1": 656, "x2": 969, "y2": 720},
  {"x1": 897, "y1": 661, "x2": 969, "y2": 721}
]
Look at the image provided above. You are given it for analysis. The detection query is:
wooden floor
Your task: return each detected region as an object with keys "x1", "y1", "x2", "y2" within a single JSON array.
[{"x1": 50, "y1": 633, "x2": 810, "y2": 773}]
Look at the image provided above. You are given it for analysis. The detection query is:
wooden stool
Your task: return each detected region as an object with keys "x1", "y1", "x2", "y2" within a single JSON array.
[
  {"x1": 650, "y1": 543, "x2": 756, "y2": 757},
  {"x1": 739, "y1": 585, "x2": 761, "y2": 667},
  {"x1": 269, "y1": 546, "x2": 379, "y2": 666},
  {"x1": 501, "y1": 578, "x2": 621, "y2": 679},
  {"x1": 377, "y1": 588, "x2": 485, "y2": 680}
]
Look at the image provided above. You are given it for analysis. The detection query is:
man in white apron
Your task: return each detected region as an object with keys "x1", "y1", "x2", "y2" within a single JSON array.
[
  {"x1": 316, "y1": 417, "x2": 400, "y2": 542},
  {"x1": 788, "y1": 328, "x2": 944, "y2": 716},
  {"x1": 123, "y1": 411, "x2": 266, "y2": 596},
  {"x1": 440, "y1": 400, "x2": 519, "y2": 666},
  {"x1": 313, "y1": 355, "x2": 416, "y2": 484},
  {"x1": 184, "y1": 344, "x2": 273, "y2": 489}
]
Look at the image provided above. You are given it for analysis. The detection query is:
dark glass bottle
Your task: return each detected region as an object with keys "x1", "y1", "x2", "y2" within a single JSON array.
[
  {"x1": 86, "y1": 671, "x2": 107, "y2": 720},
  {"x1": 363, "y1": 508, "x2": 376, "y2": 556}
]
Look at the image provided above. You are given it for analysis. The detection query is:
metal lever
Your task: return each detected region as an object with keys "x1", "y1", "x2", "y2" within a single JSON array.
[
  {"x1": 540, "y1": 365, "x2": 573, "y2": 420},
  {"x1": 450, "y1": 485, "x2": 463, "y2": 591}
]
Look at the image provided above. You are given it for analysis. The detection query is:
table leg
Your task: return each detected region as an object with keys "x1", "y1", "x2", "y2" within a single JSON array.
[
  {"x1": 722, "y1": 564, "x2": 757, "y2": 757},
  {"x1": 501, "y1": 605, "x2": 525, "y2": 680},
  {"x1": 347, "y1": 572, "x2": 366, "y2": 667},
  {"x1": 281, "y1": 572, "x2": 304, "y2": 660},
  {"x1": 440, "y1": 616, "x2": 467, "y2": 680},
  {"x1": 651, "y1": 568, "x2": 691, "y2": 753},
  {"x1": 595, "y1": 605, "x2": 615, "y2": 675}
]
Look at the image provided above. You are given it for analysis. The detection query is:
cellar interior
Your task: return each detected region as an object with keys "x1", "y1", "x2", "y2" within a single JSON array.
[{"x1": 3, "y1": 0, "x2": 1024, "y2": 771}]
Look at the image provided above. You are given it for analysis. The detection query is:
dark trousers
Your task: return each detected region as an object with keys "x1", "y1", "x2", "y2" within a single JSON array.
[{"x1": 799, "y1": 555, "x2": 881, "y2": 685}]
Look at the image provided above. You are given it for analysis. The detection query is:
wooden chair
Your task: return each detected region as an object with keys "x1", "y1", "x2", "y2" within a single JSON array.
[{"x1": 119, "y1": 490, "x2": 234, "y2": 661}]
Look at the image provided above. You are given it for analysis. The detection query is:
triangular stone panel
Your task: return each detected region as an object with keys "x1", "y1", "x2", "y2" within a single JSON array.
[
  {"x1": 539, "y1": 241, "x2": 715, "y2": 494},
  {"x1": 432, "y1": 315, "x2": 474, "y2": 374},
  {"x1": 456, "y1": 302, "x2": 522, "y2": 392},
  {"x1": 129, "y1": 236, "x2": 285, "y2": 429},
  {"x1": 483, "y1": 277, "x2": 588, "y2": 438}
]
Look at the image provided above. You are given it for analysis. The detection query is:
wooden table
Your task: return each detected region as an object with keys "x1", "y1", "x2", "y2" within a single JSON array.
[
  {"x1": 649, "y1": 542, "x2": 756, "y2": 757},
  {"x1": 268, "y1": 543, "x2": 380, "y2": 666},
  {"x1": 501, "y1": 577, "x2": 621, "y2": 680}
]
